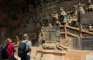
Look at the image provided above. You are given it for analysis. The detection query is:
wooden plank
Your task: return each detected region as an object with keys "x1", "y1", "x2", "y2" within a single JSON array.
[
  {"x1": 82, "y1": 30, "x2": 93, "y2": 36},
  {"x1": 66, "y1": 25, "x2": 79, "y2": 31},
  {"x1": 67, "y1": 32, "x2": 80, "y2": 38},
  {"x1": 60, "y1": 32, "x2": 65, "y2": 34}
]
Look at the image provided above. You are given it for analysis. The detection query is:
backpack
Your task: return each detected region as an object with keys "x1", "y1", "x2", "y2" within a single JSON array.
[
  {"x1": 18, "y1": 41, "x2": 28, "y2": 57},
  {"x1": 1, "y1": 44, "x2": 9, "y2": 59}
]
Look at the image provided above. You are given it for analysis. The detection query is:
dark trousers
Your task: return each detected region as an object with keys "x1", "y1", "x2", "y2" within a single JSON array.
[
  {"x1": 8, "y1": 56, "x2": 17, "y2": 60},
  {"x1": 21, "y1": 55, "x2": 30, "y2": 60}
]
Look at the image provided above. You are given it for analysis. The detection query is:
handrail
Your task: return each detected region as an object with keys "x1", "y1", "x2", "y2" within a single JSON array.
[
  {"x1": 66, "y1": 25, "x2": 79, "y2": 31},
  {"x1": 60, "y1": 25, "x2": 93, "y2": 38},
  {"x1": 67, "y1": 32, "x2": 80, "y2": 38},
  {"x1": 81, "y1": 30, "x2": 93, "y2": 35}
]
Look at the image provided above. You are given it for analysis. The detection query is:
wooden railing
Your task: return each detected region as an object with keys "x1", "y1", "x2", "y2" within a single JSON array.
[{"x1": 60, "y1": 25, "x2": 93, "y2": 39}]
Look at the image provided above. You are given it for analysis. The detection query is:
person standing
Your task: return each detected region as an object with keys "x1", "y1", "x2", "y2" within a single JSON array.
[
  {"x1": 6, "y1": 38, "x2": 17, "y2": 60},
  {"x1": 19, "y1": 33, "x2": 32, "y2": 60},
  {"x1": 1, "y1": 36, "x2": 19, "y2": 60}
]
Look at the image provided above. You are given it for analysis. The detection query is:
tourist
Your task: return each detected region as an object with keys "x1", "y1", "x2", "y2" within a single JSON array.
[
  {"x1": 6, "y1": 38, "x2": 17, "y2": 60},
  {"x1": 18, "y1": 33, "x2": 32, "y2": 60}
]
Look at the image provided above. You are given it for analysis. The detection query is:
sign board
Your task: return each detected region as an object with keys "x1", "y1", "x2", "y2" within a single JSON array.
[{"x1": 86, "y1": 55, "x2": 93, "y2": 60}]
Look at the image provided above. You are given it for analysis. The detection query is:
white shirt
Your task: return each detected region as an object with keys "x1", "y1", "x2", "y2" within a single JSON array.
[{"x1": 21, "y1": 40, "x2": 32, "y2": 55}]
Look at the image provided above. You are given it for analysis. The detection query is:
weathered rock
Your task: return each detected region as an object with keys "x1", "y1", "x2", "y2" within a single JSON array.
[
  {"x1": 56, "y1": 44, "x2": 68, "y2": 51},
  {"x1": 43, "y1": 43, "x2": 56, "y2": 49}
]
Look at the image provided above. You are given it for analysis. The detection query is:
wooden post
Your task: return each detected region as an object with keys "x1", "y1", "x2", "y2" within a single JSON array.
[
  {"x1": 64, "y1": 25, "x2": 68, "y2": 46},
  {"x1": 64, "y1": 25, "x2": 67, "y2": 39}
]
